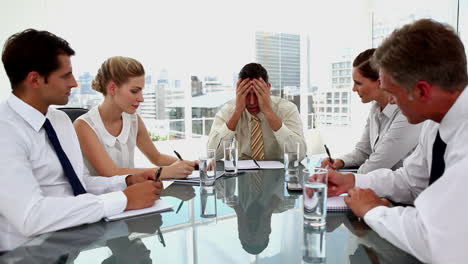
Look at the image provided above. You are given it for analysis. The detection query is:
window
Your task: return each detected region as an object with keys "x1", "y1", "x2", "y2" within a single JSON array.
[{"x1": 0, "y1": 0, "x2": 462, "y2": 159}]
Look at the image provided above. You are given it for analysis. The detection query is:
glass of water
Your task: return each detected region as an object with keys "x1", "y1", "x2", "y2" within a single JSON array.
[
  {"x1": 199, "y1": 149, "x2": 216, "y2": 187},
  {"x1": 284, "y1": 142, "x2": 300, "y2": 181},
  {"x1": 303, "y1": 168, "x2": 328, "y2": 226},
  {"x1": 223, "y1": 139, "x2": 238, "y2": 175}
]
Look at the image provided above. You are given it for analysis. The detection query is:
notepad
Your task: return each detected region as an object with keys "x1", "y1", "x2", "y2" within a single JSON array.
[
  {"x1": 235, "y1": 160, "x2": 284, "y2": 170},
  {"x1": 104, "y1": 199, "x2": 173, "y2": 222},
  {"x1": 171, "y1": 170, "x2": 225, "y2": 185},
  {"x1": 327, "y1": 196, "x2": 351, "y2": 212}
]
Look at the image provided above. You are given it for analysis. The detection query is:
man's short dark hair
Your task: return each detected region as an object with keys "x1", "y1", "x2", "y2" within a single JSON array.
[
  {"x1": 2, "y1": 28, "x2": 75, "y2": 89},
  {"x1": 239, "y1": 63, "x2": 269, "y2": 83},
  {"x1": 372, "y1": 19, "x2": 468, "y2": 92}
]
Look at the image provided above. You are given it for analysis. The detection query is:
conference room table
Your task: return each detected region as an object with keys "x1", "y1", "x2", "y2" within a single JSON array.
[{"x1": 0, "y1": 168, "x2": 421, "y2": 264}]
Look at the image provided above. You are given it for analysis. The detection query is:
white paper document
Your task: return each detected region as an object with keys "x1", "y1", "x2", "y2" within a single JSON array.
[
  {"x1": 236, "y1": 160, "x2": 284, "y2": 170},
  {"x1": 104, "y1": 199, "x2": 173, "y2": 222},
  {"x1": 171, "y1": 170, "x2": 225, "y2": 185},
  {"x1": 327, "y1": 195, "x2": 351, "y2": 212}
]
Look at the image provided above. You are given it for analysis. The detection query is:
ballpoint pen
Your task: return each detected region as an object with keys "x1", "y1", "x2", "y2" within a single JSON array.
[
  {"x1": 252, "y1": 159, "x2": 260, "y2": 169},
  {"x1": 324, "y1": 144, "x2": 334, "y2": 163},
  {"x1": 175, "y1": 200, "x2": 184, "y2": 214},
  {"x1": 173, "y1": 150, "x2": 183, "y2": 161},
  {"x1": 173, "y1": 149, "x2": 199, "y2": 170}
]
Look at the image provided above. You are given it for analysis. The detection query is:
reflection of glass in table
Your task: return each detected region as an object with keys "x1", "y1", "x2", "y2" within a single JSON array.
[{"x1": 0, "y1": 168, "x2": 421, "y2": 264}]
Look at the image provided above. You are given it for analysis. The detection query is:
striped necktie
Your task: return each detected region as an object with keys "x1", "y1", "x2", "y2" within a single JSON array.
[{"x1": 250, "y1": 116, "x2": 265, "y2": 160}]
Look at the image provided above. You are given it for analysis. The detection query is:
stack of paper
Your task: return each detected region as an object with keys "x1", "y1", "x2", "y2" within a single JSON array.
[{"x1": 104, "y1": 199, "x2": 173, "y2": 222}]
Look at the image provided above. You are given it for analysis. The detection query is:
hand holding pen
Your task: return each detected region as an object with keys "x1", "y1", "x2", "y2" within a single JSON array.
[{"x1": 321, "y1": 144, "x2": 345, "y2": 170}]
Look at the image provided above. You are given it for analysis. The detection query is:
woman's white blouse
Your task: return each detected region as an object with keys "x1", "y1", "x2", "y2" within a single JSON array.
[{"x1": 77, "y1": 107, "x2": 138, "y2": 176}]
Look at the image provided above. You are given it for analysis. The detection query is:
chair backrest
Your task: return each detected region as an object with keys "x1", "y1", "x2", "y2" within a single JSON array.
[
  {"x1": 304, "y1": 128, "x2": 326, "y2": 156},
  {"x1": 57, "y1": 107, "x2": 89, "y2": 122}
]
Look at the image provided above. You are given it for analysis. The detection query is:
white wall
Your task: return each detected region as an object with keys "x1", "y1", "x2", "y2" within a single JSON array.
[{"x1": 0, "y1": 0, "x2": 47, "y2": 100}]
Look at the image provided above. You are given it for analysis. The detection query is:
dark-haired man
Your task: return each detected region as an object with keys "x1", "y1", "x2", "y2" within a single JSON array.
[
  {"x1": 327, "y1": 19, "x2": 468, "y2": 263},
  {"x1": 207, "y1": 63, "x2": 306, "y2": 160},
  {"x1": 0, "y1": 29, "x2": 162, "y2": 251}
]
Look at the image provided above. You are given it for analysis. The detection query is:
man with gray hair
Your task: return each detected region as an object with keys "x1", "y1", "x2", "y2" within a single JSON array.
[{"x1": 326, "y1": 19, "x2": 468, "y2": 263}]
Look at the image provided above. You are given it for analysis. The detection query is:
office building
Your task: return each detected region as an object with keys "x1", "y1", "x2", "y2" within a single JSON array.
[
  {"x1": 255, "y1": 32, "x2": 301, "y2": 98},
  {"x1": 313, "y1": 56, "x2": 352, "y2": 126}
]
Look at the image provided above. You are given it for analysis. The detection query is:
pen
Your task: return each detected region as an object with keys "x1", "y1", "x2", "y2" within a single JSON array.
[
  {"x1": 252, "y1": 159, "x2": 260, "y2": 168},
  {"x1": 155, "y1": 167, "x2": 163, "y2": 181},
  {"x1": 173, "y1": 150, "x2": 199, "y2": 170},
  {"x1": 324, "y1": 144, "x2": 334, "y2": 163},
  {"x1": 175, "y1": 200, "x2": 184, "y2": 213},
  {"x1": 157, "y1": 228, "x2": 166, "y2": 247},
  {"x1": 174, "y1": 150, "x2": 183, "y2": 161}
]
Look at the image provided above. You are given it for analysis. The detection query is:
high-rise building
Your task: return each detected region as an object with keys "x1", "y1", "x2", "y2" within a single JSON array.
[
  {"x1": 255, "y1": 32, "x2": 301, "y2": 97},
  {"x1": 68, "y1": 72, "x2": 101, "y2": 108},
  {"x1": 313, "y1": 56, "x2": 352, "y2": 127},
  {"x1": 191, "y1": 76, "x2": 203, "y2": 97},
  {"x1": 140, "y1": 77, "x2": 166, "y2": 120}
]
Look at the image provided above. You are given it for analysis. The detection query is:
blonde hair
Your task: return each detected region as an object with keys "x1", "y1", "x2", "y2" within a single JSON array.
[{"x1": 92, "y1": 56, "x2": 145, "y2": 95}]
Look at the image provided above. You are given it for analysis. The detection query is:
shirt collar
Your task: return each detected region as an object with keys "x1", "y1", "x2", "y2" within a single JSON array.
[
  {"x1": 372, "y1": 102, "x2": 398, "y2": 118},
  {"x1": 381, "y1": 103, "x2": 398, "y2": 118},
  {"x1": 7, "y1": 94, "x2": 46, "y2": 132},
  {"x1": 89, "y1": 106, "x2": 131, "y2": 146},
  {"x1": 439, "y1": 86, "x2": 468, "y2": 142},
  {"x1": 245, "y1": 110, "x2": 264, "y2": 122}
]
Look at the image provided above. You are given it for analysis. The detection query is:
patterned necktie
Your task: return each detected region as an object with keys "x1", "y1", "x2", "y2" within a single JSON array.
[
  {"x1": 429, "y1": 131, "x2": 446, "y2": 185},
  {"x1": 250, "y1": 116, "x2": 265, "y2": 160},
  {"x1": 43, "y1": 118, "x2": 87, "y2": 196}
]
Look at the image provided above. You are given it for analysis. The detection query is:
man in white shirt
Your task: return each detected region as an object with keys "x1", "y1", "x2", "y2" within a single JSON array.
[
  {"x1": 0, "y1": 29, "x2": 163, "y2": 251},
  {"x1": 207, "y1": 63, "x2": 306, "y2": 160},
  {"x1": 327, "y1": 19, "x2": 468, "y2": 263}
]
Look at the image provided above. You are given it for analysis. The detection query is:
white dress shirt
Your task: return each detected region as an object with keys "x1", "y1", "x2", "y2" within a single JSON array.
[
  {"x1": 0, "y1": 95, "x2": 128, "y2": 251},
  {"x1": 77, "y1": 106, "x2": 138, "y2": 176},
  {"x1": 339, "y1": 103, "x2": 422, "y2": 173},
  {"x1": 207, "y1": 96, "x2": 307, "y2": 160},
  {"x1": 356, "y1": 86, "x2": 468, "y2": 263}
]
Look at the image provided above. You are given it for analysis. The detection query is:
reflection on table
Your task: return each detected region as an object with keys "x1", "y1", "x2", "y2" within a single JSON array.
[{"x1": 0, "y1": 169, "x2": 421, "y2": 264}]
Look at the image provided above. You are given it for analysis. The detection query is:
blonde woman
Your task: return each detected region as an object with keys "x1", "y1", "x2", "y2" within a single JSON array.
[{"x1": 74, "y1": 56, "x2": 197, "y2": 179}]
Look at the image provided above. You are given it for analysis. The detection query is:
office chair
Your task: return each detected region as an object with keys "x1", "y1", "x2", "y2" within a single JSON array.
[{"x1": 57, "y1": 107, "x2": 89, "y2": 122}]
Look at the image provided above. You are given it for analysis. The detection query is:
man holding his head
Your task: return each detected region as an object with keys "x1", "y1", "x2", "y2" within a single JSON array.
[
  {"x1": 208, "y1": 63, "x2": 306, "y2": 160},
  {"x1": 327, "y1": 19, "x2": 468, "y2": 263},
  {"x1": 0, "y1": 29, "x2": 162, "y2": 251}
]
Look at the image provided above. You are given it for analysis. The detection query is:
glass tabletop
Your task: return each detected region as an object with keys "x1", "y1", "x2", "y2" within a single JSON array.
[{"x1": 0, "y1": 169, "x2": 420, "y2": 264}]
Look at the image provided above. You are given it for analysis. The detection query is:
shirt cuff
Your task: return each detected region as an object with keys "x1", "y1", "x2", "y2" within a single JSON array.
[
  {"x1": 363, "y1": 205, "x2": 387, "y2": 224},
  {"x1": 272, "y1": 122, "x2": 289, "y2": 138},
  {"x1": 99, "y1": 191, "x2": 127, "y2": 217},
  {"x1": 108, "y1": 174, "x2": 129, "y2": 191},
  {"x1": 354, "y1": 173, "x2": 372, "y2": 189}
]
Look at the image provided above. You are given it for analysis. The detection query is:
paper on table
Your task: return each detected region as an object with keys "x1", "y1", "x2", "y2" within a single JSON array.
[
  {"x1": 237, "y1": 160, "x2": 259, "y2": 170},
  {"x1": 172, "y1": 170, "x2": 224, "y2": 184},
  {"x1": 257, "y1": 161, "x2": 284, "y2": 169},
  {"x1": 327, "y1": 195, "x2": 350, "y2": 212},
  {"x1": 163, "y1": 180, "x2": 174, "y2": 189},
  {"x1": 236, "y1": 160, "x2": 284, "y2": 170},
  {"x1": 104, "y1": 199, "x2": 173, "y2": 222}
]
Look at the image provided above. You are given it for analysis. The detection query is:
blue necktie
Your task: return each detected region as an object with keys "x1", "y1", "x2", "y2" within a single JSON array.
[
  {"x1": 429, "y1": 131, "x2": 446, "y2": 185},
  {"x1": 43, "y1": 118, "x2": 87, "y2": 196}
]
